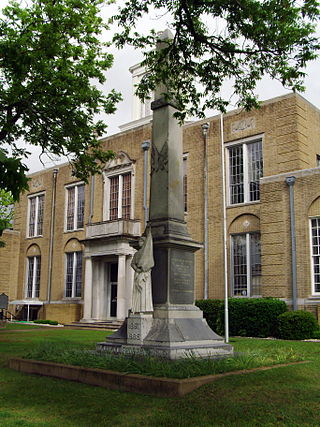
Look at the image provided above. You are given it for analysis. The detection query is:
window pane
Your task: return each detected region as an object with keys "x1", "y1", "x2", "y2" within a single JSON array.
[
  {"x1": 27, "y1": 257, "x2": 34, "y2": 298},
  {"x1": 29, "y1": 197, "x2": 36, "y2": 237},
  {"x1": 66, "y1": 187, "x2": 75, "y2": 230},
  {"x1": 311, "y1": 218, "x2": 320, "y2": 293},
  {"x1": 232, "y1": 235, "x2": 247, "y2": 296},
  {"x1": 35, "y1": 256, "x2": 41, "y2": 298},
  {"x1": 248, "y1": 141, "x2": 263, "y2": 202},
  {"x1": 37, "y1": 195, "x2": 44, "y2": 235},
  {"x1": 250, "y1": 233, "x2": 261, "y2": 296},
  {"x1": 77, "y1": 185, "x2": 85, "y2": 229},
  {"x1": 75, "y1": 252, "x2": 83, "y2": 297},
  {"x1": 122, "y1": 173, "x2": 131, "y2": 219},
  {"x1": 109, "y1": 176, "x2": 119, "y2": 220},
  {"x1": 65, "y1": 253, "x2": 74, "y2": 297},
  {"x1": 229, "y1": 146, "x2": 244, "y2": 204}
]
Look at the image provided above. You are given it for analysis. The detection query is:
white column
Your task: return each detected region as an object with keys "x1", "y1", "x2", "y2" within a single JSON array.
[
  {"x1": 116, "y1": 255, "x2": 127, "y2": 320},
  {"x1": 126, "y1": 255, "x2": 134, "y2": 313},
  {"x1": 82, "y1": 257, "x2": 93, "y2": 322}
]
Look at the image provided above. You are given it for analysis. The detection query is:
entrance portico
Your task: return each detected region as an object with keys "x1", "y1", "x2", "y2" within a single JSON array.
[{"x1": 81, "y1": 220, "x2": 140, "y2": 322}]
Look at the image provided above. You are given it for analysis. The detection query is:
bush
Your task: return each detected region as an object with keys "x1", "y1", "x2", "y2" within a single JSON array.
[
  {"x1": 196, "y1": 298, "x2": 287, "y2": 338},
  {"x1": 312, "y1": 330, "x2": 320, "y2": 339},
  {"x1": 34, "y1": 319, "x2": 59, "y2": 326},
  {"x1": 195, "y1": 299, "x2": 222, "y2": 332},
  {"x1": 277, "y1": 310, "x2": 319, "y2": 340}
]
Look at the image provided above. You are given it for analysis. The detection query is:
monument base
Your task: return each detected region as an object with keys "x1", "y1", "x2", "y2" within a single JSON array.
[{"x1": 96, "y1": 306, "x2": 233, "y2": 360}]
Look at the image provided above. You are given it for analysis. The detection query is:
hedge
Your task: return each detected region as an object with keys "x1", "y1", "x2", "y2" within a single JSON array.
[
  {"x1": 277, "y1": 310, "x2": 319, "y2": 340},
  {"x1": 196, "y1": 298, "x2": 288, "y2": 338},
  {"x1": 34, "y1": 319, "x2": 59, "y2": 325}
]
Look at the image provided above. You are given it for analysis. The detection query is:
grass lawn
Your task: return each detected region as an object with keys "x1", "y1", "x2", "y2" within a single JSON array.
[{"x1": 1, "y1": 324, "x2": 320, "y2": 427}]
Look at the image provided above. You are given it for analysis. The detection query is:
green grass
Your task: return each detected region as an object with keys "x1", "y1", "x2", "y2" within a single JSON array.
[
  {"x1": 1, "y1": 323, "x2": 320, "y2": 426},
  {"x1": 24, "y1": 340, "x2": 303, "y2": 379}
]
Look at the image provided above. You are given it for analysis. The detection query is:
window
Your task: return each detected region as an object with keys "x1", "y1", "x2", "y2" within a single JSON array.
[
  {"x1": 28, "y1": 194, "x2": 44, "y2": 237},
  {"x1": 66, "y1": 183, "x2": 85, "y2": 231},
  {"x1": 310, "y1": 218, "x2": 320, "y2": 294},
  {"x1": 65, "y1": 252, "x2": 83, "y2": 298},
  {"x1": 317, "y1": 155, "x2": 320, "y2": 167},
  {"x1": 231, "y1": 233, "x2": 261, "y2": 297},
  {"x1": 227, "y1": 138, "x2": 263, "y2": 205},
  {"x1": 108, "y1": 173, "x2": 132, "y2": 220},
  {"x1": 26, "y1": 256, "x2": 41, "y2": 298}
]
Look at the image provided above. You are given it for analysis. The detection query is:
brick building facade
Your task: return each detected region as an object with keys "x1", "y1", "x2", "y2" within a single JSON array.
[{"x1": 1, "y1": 90, "x2": 320, "y2": 324}]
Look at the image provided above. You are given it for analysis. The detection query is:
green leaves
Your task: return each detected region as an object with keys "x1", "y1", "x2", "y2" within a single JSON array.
[
  {"x1": 0, "y1": 0, "x2": 121, "y2": 192},
  {"x1": 113, "y1": 0, "x2": 320, "y2": 120}
]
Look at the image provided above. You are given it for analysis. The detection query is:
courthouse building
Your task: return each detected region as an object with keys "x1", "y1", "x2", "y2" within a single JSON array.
[{"x1": 1, "y1": 67, "x2": 320, "y2": 324}]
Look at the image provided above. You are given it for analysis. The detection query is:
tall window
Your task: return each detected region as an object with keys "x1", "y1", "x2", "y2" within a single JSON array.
[
  {"x1": 65, "y1": 252, "x2": 83, "y2": 298},
  {"x1": 231, "y1": 233, "x2": 261, "y2": 297},
  {"x1": 228, "y1": 139, "x2": 263, "y2": 205},
  {"x1": 28, "y1": 194, "x2": 44, "y2": 237},
  {"x1": 108, "y1": 173, "x2": 132, "y2": 220},
  {"x1": 26, "y1": 256, "x2": 41, "y2": 298},
  {"x1": 310, "y1": 218, "x2": 320, "y2": 294},
  {"x1": 66, "y1": 183, "x2": 85, "y2": 231}
]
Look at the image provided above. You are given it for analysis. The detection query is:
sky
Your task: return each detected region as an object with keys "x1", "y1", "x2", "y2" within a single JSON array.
[{"x1": 2, "y1": 0, "x2": 320, "y2": 173}]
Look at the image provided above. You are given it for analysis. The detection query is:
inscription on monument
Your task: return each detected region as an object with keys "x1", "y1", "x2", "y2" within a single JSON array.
[
  {"x1": 170, "y1": 249, "x2": 194, "y2": 304},
  {"x1": 127, "y1": 314, "x2": 153, "y2": 345},
  {"x1": 127, "y1": 320, "x2": 141, "y2": 341}
]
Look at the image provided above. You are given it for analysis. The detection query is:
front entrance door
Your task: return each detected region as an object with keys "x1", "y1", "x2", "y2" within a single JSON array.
[{"x1": 109, "y1": 263, "x2": 118, "y2": 317}]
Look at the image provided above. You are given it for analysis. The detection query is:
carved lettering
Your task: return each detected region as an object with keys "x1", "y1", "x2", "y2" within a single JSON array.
[
  {"x1": 170, "y1": 250, "x2": 194, "y2": 304},
  {"x1": 231, "y1": 118, "x2": 255, "y2": 133}
]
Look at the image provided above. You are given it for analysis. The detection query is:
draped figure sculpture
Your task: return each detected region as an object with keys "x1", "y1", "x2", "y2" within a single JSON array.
[{"x1": 131, "y1": 226, "x2": 154, "y2": 314}]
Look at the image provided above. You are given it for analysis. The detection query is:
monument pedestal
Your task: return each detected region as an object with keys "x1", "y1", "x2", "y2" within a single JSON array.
[{"x1": 97, "y1": 305, "x2": 233, "y2": 359}]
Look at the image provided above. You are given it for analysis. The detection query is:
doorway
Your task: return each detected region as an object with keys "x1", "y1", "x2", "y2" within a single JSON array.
[{"x1": 109, "y1": 262, "x2": 118, "y2": 317}]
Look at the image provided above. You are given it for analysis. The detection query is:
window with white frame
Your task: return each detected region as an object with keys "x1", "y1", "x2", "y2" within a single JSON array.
[
  {"x1": 107, "y1": 172, "x2": 132, "y2": 220},
  {"x1": 28, "y1": 193, "x2": 44, "y2": 237},
  {"x1": 26, "y1": 256, "x2": 41, "y2": 298},
  {"x1": 231, "y1": 233, "x2": 261, "y2": 297},
  {"x1": 227, "y1": 138, "x2": 263, "y2": 205},
  {"x1": 65, "y1": 183, "x2": 85, "y2": 231},
  {"x1": 310, "y1": 218, "x2": 320, "y2": 294},
  {"x1": 65, "y1": 252, "x2": 83, "y2": 298}
]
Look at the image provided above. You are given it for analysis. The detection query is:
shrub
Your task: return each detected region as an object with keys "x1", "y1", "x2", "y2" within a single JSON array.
[
  {"x1": 277, "y1": 310, "x2": 319, "y2": 340},
  {"x1": 311, "y1": 329, "x2": 320, "y2": 339},
  {"x1": 34, "y1": 319, "x2": 59, "y2": 326},
  {"x1": 195, "y1": 299, "x2": 223, "y2": 332},
  {"x1": 196, "y1": 298, "x2": 287, "y2": 338}
]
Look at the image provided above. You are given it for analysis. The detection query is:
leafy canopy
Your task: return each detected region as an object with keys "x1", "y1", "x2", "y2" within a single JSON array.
[
  {"x1": 0, "y1": 189, "x2": 14, "y2": 246},
  {"x1": 113, "y1": 0, "x2": 320, "y2": 120},
  {"x1": 0, "y1": 0, "x2": 121, "y2": 199}
]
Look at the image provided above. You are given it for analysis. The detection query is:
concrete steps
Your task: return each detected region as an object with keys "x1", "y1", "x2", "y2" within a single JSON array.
[{"x1": 64, "y1": 320, "x2": 123, "y2": 331}]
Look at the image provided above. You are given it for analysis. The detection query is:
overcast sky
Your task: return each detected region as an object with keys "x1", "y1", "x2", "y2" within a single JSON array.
[{"x1": 2, "y1": 1, "x2": 320, "y2": 173}]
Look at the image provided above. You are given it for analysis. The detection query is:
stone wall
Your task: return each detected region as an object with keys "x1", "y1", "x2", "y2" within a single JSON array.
[{"x1": 0, "y1": 230, "x2": 20, "y2": 301}]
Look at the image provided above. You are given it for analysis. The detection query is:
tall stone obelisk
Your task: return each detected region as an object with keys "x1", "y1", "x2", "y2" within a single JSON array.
[
  {"x1": 98, "y1": 30, "x2": 233, "y2": 359},
  {"x1": 140, "y1": 29, "x2": 232, "y2": 358}
]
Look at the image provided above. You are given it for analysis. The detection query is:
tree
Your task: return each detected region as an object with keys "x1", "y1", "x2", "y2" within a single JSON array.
[
  {"x1": 0, "y1": 0, "x2": 121, "y2": 199},
  {"x1": 113, "y1": 0, "x2": 320, "y2": 121},
  {"x1": 0, "y1": 189, "x2": 14, "y2": 247}
]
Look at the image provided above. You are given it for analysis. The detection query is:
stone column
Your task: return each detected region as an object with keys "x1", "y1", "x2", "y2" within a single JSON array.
[
  {"x1": 143, "y1": 30, "x2": 233, "y2": 358},
  {"x1": 82, "y1": 256, "x2": 93, "y2": 322},
  {"x1": 116, "y1": 255, "x2": 127, "y2": 320}
]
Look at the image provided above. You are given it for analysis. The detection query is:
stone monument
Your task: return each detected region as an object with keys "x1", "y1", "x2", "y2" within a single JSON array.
[{"x1": 97, "y1": 30, "x2": 233, "y2": 359}]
